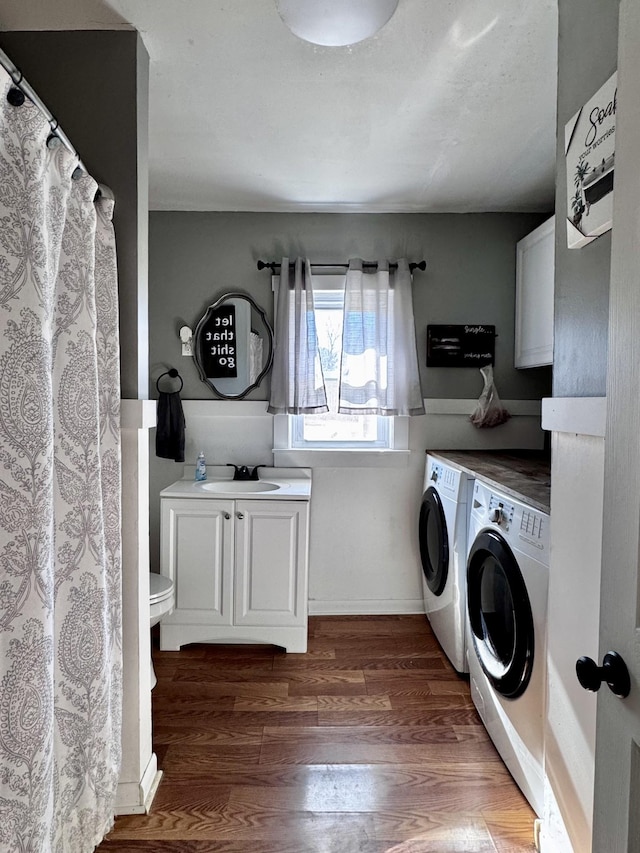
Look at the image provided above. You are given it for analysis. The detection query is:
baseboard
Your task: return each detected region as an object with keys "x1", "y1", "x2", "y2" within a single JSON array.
[
  {"x1": 115, "y1": 752, "x2": 161, "y2": 816},
  {"x1": 308, "y1": 598, "x2": 425, "y2": 615}
]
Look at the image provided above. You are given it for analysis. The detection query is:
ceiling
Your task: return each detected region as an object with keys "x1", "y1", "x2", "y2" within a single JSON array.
[{"x1": 0, "y1": 0, "x2": 558, "y2": 213}]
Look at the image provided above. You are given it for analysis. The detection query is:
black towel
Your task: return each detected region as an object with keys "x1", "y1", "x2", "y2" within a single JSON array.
[{"x1": 155, "y1": 391, "x2": 186, "y2": 463}]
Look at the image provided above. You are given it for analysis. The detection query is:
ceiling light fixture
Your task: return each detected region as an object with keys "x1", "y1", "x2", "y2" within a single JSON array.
[{"x1": 275, "y1": 0, "x2": 399, "y2": 47}]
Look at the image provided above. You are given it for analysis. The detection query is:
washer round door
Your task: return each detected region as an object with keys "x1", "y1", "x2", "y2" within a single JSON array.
[
  {"x1": 467, "y1": 529, "x2": 534, "y2": 699},
  {"x1": 419, "y1": 487, "x2": 449, "y2": 596}
]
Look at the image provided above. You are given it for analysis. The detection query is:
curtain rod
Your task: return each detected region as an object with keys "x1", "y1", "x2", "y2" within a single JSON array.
[
  {"x1": 257, "y1": 260, "x2": 426, "y2": 273},
  {"x1": 0, "y1": 46, "x2": 87, "y2": 177}
]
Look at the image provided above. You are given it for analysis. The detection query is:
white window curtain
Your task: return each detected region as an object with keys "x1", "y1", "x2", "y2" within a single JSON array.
[
  {"x1": 338, "y1": 258, "x2": 425, "y2": 416},
  {"x1": 268, "y1": 257, "x2": 328, "y2": 414}
]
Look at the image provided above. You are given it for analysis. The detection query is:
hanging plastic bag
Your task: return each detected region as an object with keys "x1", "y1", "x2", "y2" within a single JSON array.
[{"x1": 470, "y1": 365, "x2": 511, "y2": 428}]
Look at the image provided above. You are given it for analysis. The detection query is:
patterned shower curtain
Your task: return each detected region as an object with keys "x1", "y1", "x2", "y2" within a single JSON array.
[{"x1": 0, "y1": 67, "x2": 122, "y2": 851}]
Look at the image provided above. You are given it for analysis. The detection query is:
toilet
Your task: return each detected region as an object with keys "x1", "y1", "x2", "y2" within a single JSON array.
[{"x1": 149, "y1": 572, "x2": 175, "y2": 688}]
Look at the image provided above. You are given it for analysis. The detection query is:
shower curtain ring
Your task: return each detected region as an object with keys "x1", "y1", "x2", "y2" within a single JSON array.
[
  {"x1": 47, "y1": 119, "x2": 62, "y2": 149},
  {"x1": 6, "y1": 68, "x2": 25, "y2": 106},
  {"x1": 7, "y1": 86, "x2": 25, "y2": 107}
]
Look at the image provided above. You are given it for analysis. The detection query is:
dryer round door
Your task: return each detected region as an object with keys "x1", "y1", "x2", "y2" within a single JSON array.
[
  {"x1": 467, "y1": 529, "x2": 534, "y2": 699},
  {"x1": 419, "y1": 487, "x2": 449, "y2": 596}
]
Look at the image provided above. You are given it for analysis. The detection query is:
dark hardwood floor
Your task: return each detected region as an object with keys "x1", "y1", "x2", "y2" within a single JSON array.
[{"x1": 98, "y1": 616, "x2": 537, "y2": 852}]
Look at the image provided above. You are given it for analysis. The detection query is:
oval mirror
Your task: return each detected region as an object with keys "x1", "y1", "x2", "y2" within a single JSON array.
[{"x1": 193, "y1": 292, "x2": 274, "y2": 399}]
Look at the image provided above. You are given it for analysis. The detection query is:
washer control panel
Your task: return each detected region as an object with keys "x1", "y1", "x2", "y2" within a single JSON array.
[{"x1": 426, "y1": 458, "x2": 462, "y2": 497}]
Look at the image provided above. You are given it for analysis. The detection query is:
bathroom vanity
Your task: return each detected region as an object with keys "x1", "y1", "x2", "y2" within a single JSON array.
[{"x1": 159, "y1": 468, "x2": 311, "y2": 653}]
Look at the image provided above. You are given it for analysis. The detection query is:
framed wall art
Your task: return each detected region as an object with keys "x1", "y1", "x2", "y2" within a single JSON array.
[
  {"x1": 426, "y1": 324, "x2": 495, "y2": 368},
  {"x1": 565, "y1": 71, "x2": 616, "y2": 248}
]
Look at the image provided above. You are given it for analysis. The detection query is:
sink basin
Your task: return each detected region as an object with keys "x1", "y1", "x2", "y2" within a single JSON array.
[{"x1": 200, "y1": 480, "x2": 280, "y2": 493}]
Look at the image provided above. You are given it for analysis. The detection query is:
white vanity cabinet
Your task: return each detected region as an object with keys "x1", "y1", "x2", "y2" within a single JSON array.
[
  {"x1": 515, "y1": 215, "x2": 555, "y2": 368},
  {"x1": 159, "y1": 495, "x2": 310, "y2": 653}
]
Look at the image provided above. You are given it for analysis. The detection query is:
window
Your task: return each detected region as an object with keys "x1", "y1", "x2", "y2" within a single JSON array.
[
  {"x1": 273, "y1": 274, "x2": 408, "y2": 462},
  {"x1": 290, "y1": 282, "x2": 392, "y2": 449}
]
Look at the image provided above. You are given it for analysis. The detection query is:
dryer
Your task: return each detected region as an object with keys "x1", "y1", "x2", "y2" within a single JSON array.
[
  {"x1": 466, "y1": 479, "x2": 549, "y2": 817},
  {"x1": 419, "y1": 455, "x2": 474, "y2": 673}
]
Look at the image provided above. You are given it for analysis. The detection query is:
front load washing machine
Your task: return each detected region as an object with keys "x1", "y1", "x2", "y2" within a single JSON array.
[
  {"x1": 419, "y1": 455, "x2": 474, "y2": 673},
  {"x1": 466, "y1": 478, "x2": 549, "y2": 817}
]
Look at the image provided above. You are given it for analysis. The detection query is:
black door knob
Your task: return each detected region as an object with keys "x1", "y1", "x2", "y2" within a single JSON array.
[{"x1": 576, "y1": 651, "x2": 631, "y2": 699}]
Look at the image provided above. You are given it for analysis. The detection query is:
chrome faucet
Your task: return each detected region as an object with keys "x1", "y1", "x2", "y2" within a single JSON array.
[{"x1": 227, "y1": 464, "x2": 265, "y2": 481}]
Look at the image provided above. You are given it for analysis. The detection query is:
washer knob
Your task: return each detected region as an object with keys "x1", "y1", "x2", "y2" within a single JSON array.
[
  {"x1": 489, "y1": 507, "x2": 502, "y2": 524},
  {"x1": 430, "y1": 470, "x2": 438, "y2": 482}
]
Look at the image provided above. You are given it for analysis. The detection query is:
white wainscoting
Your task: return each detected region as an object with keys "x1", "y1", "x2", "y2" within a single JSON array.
[
  {"x1": 118, "y1": 399, "x2": 159, "y2": 814},
  {"x1": 417, "y1": 398, "x2": 545, "y2": 450},
  {"x1": 540, "y1": 397, "x2": 606, "y2": 853},
  {"x1": 152, "y1": 398, "x2": 544, "y2": 617}
]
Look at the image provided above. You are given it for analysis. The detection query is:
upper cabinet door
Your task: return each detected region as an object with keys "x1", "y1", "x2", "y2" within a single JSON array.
[{"x1": 515, "y1": 216, "x2": 555, "y2": 368}]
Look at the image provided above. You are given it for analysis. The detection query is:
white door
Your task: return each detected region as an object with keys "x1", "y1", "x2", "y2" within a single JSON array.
[{"x1": 592, "y1": 1, "x2": 640, "y2": 848}]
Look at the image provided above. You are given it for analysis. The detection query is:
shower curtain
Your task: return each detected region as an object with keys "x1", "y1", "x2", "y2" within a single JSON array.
[{"x1": 0, "y1": 68, "x2": 122, "y2": 852}]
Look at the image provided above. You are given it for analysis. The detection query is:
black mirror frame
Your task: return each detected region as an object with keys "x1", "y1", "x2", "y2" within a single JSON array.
[{"x1": 193, "y1": 291, "x2": 274, "y2": 400}]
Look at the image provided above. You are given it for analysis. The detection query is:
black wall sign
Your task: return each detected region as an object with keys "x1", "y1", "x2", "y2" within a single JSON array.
[
  {"x1": 199, "y1": 304, "x2": 238, "y2": 378},
  {"x1": 427, "y1": 324, "x2": 495, "y2": 367}
]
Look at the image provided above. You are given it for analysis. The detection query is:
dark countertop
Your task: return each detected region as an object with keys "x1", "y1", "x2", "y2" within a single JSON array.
[{"x1": 428, "y1": 450, "x2": 551, "y2": 514}]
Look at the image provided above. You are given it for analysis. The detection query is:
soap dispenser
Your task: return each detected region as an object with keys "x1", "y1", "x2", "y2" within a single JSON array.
[{"x1": 195, "y1": 451, "x2": 207, "y2": 481}]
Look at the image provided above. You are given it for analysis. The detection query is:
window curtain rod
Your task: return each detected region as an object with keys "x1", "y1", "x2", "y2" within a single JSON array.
[
  {"x1": 257, "y1": 259, "x2": 426, "y2": 274},
  {"x1": 0, "y1": 46, "x2": 113, "y2": 196}
]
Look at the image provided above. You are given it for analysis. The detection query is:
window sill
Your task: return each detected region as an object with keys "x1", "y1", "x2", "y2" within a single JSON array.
[{"x1": 272, "y1": 448, "x2": 411, "y2": 468}]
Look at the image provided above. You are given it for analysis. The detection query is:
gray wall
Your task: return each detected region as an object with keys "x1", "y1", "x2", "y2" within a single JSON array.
[
  {"x1": 149, "y1": 211, "x2": 552, "y2": 402},
  {"x1": 553, "y1": 0, "x2": 619, "y2": 397},
  {"x1": 0, "y1": 30, "x2": 149, "y2": 398}
]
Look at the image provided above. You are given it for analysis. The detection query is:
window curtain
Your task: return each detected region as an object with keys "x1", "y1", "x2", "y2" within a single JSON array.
[
  {"x1": 0, "y1": 69, "x2": 122, "y2": 850},
  {"x1": 338, "y1": 258, "x2": 425, "y2": 416},
  {"x1": 267, "y1": 256, "x2": 328, "y2": 414}
]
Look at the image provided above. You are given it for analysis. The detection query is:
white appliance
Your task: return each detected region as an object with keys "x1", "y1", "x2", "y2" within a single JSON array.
[
  {"x1": 466, "y1": 479, "x2": 549, "y2": 817},
  {"x1": 419, "y1": 455, "x2": 474, "y2": 673}
]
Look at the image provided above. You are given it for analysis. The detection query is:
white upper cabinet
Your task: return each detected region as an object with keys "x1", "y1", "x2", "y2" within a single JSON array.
[{"x1": 515, "y1": 215, "x2": 555, "y2": 368}]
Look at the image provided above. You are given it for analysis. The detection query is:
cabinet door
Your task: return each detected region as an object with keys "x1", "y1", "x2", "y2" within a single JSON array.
[
  {"x1": 515, "y1": 215, "x2": 555, "y2": 368},
  {"x1": 161, "y1": 498, "x2": 234, "y2": 625},
  {"x1": 234, "y1": 500, "x2": 309, "y2": 628}
]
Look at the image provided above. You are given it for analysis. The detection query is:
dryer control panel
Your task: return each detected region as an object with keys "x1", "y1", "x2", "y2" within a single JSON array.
[
  {"x1": 520, "y1": 509, "x2": 544, "y2": 540},
  {"x1": 518, "y1": 508, "x2": 548, "y2": 554},
  {"x1": 470, "y1": 480, "x2": 549, "y2": 564},
  {"x1": 488, "y1": 496, "x2": 514, "y2": 529}
]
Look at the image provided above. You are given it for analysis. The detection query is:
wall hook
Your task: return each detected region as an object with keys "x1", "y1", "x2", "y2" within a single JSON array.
[{"x1": 180, "y1": 325, "x2": 193, "y2": 357}]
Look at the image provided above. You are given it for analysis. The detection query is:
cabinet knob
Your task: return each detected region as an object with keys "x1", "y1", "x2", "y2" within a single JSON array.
[
  {"x1": 224, "y1": 512, "x2": 231, "y2": 520},
  {"x1": 236, "y1": 512, "x2": 244, "y2": 520}
]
